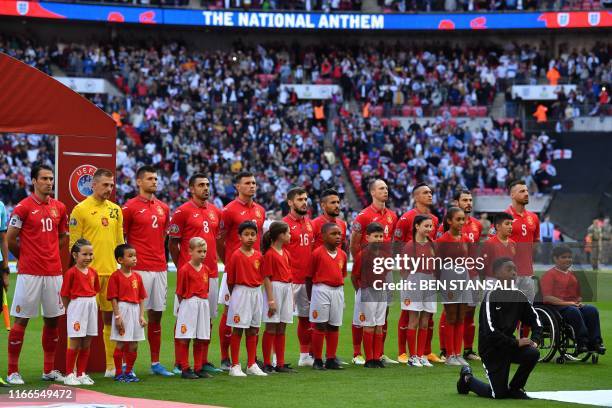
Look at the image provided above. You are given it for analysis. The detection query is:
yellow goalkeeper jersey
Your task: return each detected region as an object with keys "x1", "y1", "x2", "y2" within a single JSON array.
[{"x1": 69, "y1": 196, "x2": 124, "y2": 276}]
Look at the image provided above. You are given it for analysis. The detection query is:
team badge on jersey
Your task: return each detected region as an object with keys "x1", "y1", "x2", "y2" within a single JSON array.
[
  {"x1": 74, "y1": 322, "x2": 81, "y2": 332},
  {"x1": 254, "y1": 260, "x2": 260, "y2": 270},
  {"x1": 101, "y1": 217, "x2": 109, "y2": 227},
  {"x1": 90, "y1": 277, "x2": 95, "y2": 287},
  {"x1": 255, "y1": 209, "x2": 262, "y2": 219},
  {"x1": 156, "y1": 206, "x2": 164, "y2": 216},
  {"x1": 526, "y1": 216, "x2": 533, "y2": 225},
  {"x1": 386, "y1": 215, "x2": 392, "y2": 223},
  {"x1": 312, "y1": 310, "x2": 318, "y2": 319},
  {"x1": 338, "y1": 260, "x2": 344, "y2": 270},
  {"x1": 306, "y1": 223, "x2": 312, "y2": 232},
  {"x1": 132, "y1": 280, "x2": 138, "y2": 289},
  {"x1": 15, "y1": 305, "x2": 21, "y2": 313},
  {"x1": 49, "y1": 207, "x2": 58, "y2": 218},
  {"x1": 181, "y1": 324, "x2": 187, "y2": 334},
  {"x1": 225, "y1": 294, "x2": 230, "y2": 302},
  {"x1": 233, "y1": 315, "x2": 241, "y2": 324},
  {"x1": 69, "y1": 164, "x2": 97, "y2": 204},
  {"x1": 359, "y1": 313, "x2": 366, "y2": 322},
  {"x1": 209, "y1": 212, "x2": 216, "y2": 221},
  {"x1": 403, "y1": 299, "x2": 411, "y2": 307}
]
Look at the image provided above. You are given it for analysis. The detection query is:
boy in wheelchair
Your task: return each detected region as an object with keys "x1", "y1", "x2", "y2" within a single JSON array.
[{"x1": 540, "y1": 245, "x2": 605, "y2": 355}]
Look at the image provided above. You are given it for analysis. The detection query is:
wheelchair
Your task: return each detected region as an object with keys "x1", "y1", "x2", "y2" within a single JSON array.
[
  {"x1": 525, "y1": 276, "x2": 600, "y2": 364},
  {"x1": 530, "y1": 303, "x2": 599, "y2": 364}
]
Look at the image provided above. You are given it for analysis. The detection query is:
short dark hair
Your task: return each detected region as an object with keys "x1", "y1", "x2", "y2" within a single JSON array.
[
  {"x1": 508, "y1": 179, "x2": 526, "y2": 193},
  {"x1": 238, "y1": 221, "x2": 258, "y2": 235},
  {"x1": 31, "y1": 164, "x2": 53, "y2": 180},
  {"x1": 136, "y1": 165, "x2": 157, "y2": 179},
  {"x1": 492, "y1": 257, "x2": 514, "y2": 275},
  {"x1": 453, "y1": 189, "x2": 472, "y2": 201},
  {"x1": 552, "y1": 245, "x2": 572, "y2": 259},
  {"x1": 366, "y1": 222, "x2": 384, "y2": 235},
  {"x1": 494, "y1": 212, "x2": 514, "y2": 226},
  {"x1": 234, "y1": 171, "x2": 254, "y2": 184},
  {"x1": 321, "y1": 222, "x2": 339, "y2": 235},
  {"x1": 368, "y1": 179, "x2": 386, "y2": 194},
  {"x1": 93, "y1": 168, "x2": 113, "y2": 180},
  {"x1": 114, "y1": 243, "x2": 134, "y2": 261},
  {"x1": 320, "y1": 189, "x2": 340, "y2": 201},
  {"x1": 413, "y1": 182, "x2": 430, "y2": 195},
  {"x1": 189, "y1": 173, "x2": 208, "y2": 187},
  {"x1": 287, "y1": 187, "x2": 307, "y2": 201}
]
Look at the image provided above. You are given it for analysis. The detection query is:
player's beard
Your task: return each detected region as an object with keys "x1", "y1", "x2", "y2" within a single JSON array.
[
  {"x1": 295, "y1": 207, "x2": 308, "y2": 216},
  {"x1": 327, "y1": 209, "x2": 340, "y2": 217}
]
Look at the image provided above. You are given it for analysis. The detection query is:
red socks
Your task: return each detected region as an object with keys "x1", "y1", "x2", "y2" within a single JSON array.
[
  {"x1": 176, "y1": 340, "x2": 189, "y2": 370},
  {"x1": 446, "y1": 323, "x2": 456, "y2": 356},
  {"x1": 7, "y1": 323, "x2": 25, "y2": 375},
  {"x1": 76, "y1": 347, "x2": 91, "y2": 376},
  {"x1": 66, "y1": 348, "x2": 78, "y2": 375},
  {"x1": 363, "y1": 330, "x2": 374, "y2": 361},
  {"x1": 398, "y1": 310, "x2": 409, "y2": 355},
  {"x1": 439, "y1": 312, "x2": 447, "y2": 351},
  {"x1": 454, "y1": 323, "x2": 464, "y2": 357},
  {"x1": 311, "y1": 328, "x2": 325, "y2": 360},
  {"x1": 407, "y1": 329, "x2": 417, "y2": 357},
  {"x1": 351, "y1": 325, "x2": 363, "y2": 357},
  {"x1": 425, "y1": 316, "x2": 434, "y2": 355},
  {"x1": 219, "y1": 312, "x2": 232, "y2": 360},
  {"x1": 193, "y1": 340, "x2": 204, "y2": 371},
  {"x1": 124, "y1": 350, "x2": 137, "y2": 374},
  {"x1": 42, "y1": 325, "x2": 59, "y2": 373},
  {"x1": 113, "y1": 346, "x2": 124, "y2": 375},
  {"x1": 297, "y1": 317, "x2": 311, "y2": 353},
  {"x1": 246, "y1": 334, "x2": 258, "y2": 367},
  {"x1": 373, "y1": 332, "x2": 384, "y2": 360},
  {"x1": 417, "y1": 328, "x2": 428, "y2": 357},
  {"x1": 202, "y1": 339, "x2": 210, "y2": 365},
  {"x1": 230, "y1": 332, "x2": 242, "y2": 366},
  {"x1": 147, "y1": 322, "x2": 162, "y2": 363},
  {"x1": 262, "y1": 331, "x2": 274, "y2": 366},
  {"x1": 325, "y1": 331, "x2": 339, "y2": 360},
  {"x1": 463, "y1": 312, "x2": 475, "y2": 350},
  {"x1": 381, "y1": 321, "x2": 388, "y2": 355},
  {"x1": 274, "y1": 334, "x2": 286, "y2": 368}
]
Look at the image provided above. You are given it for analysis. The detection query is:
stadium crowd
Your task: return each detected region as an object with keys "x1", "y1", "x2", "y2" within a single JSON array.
[{"x1": 0, "y1": 36, "x2": 608, "y2": 218}]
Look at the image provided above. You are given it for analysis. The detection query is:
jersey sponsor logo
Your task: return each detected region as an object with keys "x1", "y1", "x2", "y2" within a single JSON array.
[
  {"x1": 193, "y1": 214, "x2": 200, "y2": 218},
  {"x1": 31, "y1": 210, "x2": 40, "y2": 215},
  {"x1": 101, "y1": 217, "x2": 109, "y2": 227},
  {"x1": 139, "y1": 209, "x2": 146, "y2": 214},
  {"x1": 180, "y1": 324, "x2": 187, "y2": 334},
  {"x1": 233, "y1": 314, "x2": 241, "y2": 324},
  {"x1": 73, "y1": 321, "x2": 81, "y2": 332},
  {"x1": 240, "y1": 211, "x2": 247, "y2": 216},
  {"x1": 9, "y1": 215, "x2": 23, "y2": 228},
  {"x1": 69, "y1": 164, "x2": 97, "y2": 204}
]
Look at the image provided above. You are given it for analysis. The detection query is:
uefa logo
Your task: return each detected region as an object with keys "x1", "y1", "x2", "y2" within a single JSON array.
[{"x1": 69, "y1": 164, "x2": 97, "y2": 203}]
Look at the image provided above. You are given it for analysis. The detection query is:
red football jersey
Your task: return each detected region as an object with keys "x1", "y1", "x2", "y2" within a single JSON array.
[
  {"x1": 481, "y1": 236, "x2": 517, "y2": 278},
  {"x1": 308, "y1": 246, "x2": 347, "y2": 287},
  {"x1": 9, "y1": 194, "x2": 68, "y2": 276},
  {"x1": 352, "y1": 205, "x2": 397, "y2": 245},
  {"x1": 405, "y1": 240, "x2": 437, "y2": 275},
  {"x1": 282, "y1": 214, "x2": 313, "y2": 284},
  {"x1": 122, "y1": 196, "x2": 170, "y2": 272},
  {"x1": 168, "y1": 200, "x2": 221, "y2": 277},
  {"x1": 506, "y1": 205, "x2": 540, "y2": 276},
  {"x1": 262, "y1": 248, "x2": 292, "y2": 283},
  {"x1": 540, "y1": 267, "x2": 580, "y2": 302},
  {"x1": 61, "y1": 266, "x2": 100, "y2": 299},
  {"x1": 226, "y1": 249, "x2": 264, "y2": 287},
  {"x1": 107, "y1": 270, "x2": 147, "y2": 304},
  {"x1": 311, "y1": 214, "x2": 347, "y2": 249},
  {"x1": 220, "y1": 199, "x2": 265, "y2": 264},
  {"x1": 176, "y1": 262, "x2": 210, "y2": 300},
  {"x1": 435, "y1": 231, "x2": 470, "y2": 259},
  {"x1": 394, "y1": 208, "x2": 439, "y2": 243}
]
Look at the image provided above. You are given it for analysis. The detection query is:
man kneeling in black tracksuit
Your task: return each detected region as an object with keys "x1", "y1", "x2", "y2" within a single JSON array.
[{"x1": 457, "y1": 257, "x2": 543, "y2": 399}]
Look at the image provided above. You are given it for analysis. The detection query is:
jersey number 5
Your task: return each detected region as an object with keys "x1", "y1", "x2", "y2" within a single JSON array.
[{"x1": 522, "y1": 224, "x2": 527, "y2": 237}]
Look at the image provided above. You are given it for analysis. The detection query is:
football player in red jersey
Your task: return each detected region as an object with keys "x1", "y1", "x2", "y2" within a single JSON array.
[
  {"x1": 216, "y1": 171, "x2": 266, "y2": 371},
  {"x1": 350, "y1": 179, "x2": 398, "y2": 365},
  {"x1": 482, "y1": 213, "x2": 516, "y2": 281},
  {"x1": 123, "y1": 166, "x2": 173, "y2": 376},
  {"x1": 394, "y1": 183, "x2": 440, "y2": 364},
  {"x1": 6, "y1": 164, "x2": 68, "y2": 385},
  {"x1": 168, "y1": 173, "x2": 222, "y2": 375},
  {"x1": 282, "y1": 187, "x2": 315, "y2": 367},
  {"x1": 506, "y1": 180, "x2": 540, "y2": 303},
  {"x1": 312, "y1": 189, "x2": 347, "y2": 250}
]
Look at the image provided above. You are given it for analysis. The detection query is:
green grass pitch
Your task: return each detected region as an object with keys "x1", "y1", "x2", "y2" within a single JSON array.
[{"x1": 1, "y1": 272, "x2": 611, "y2": 408}]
